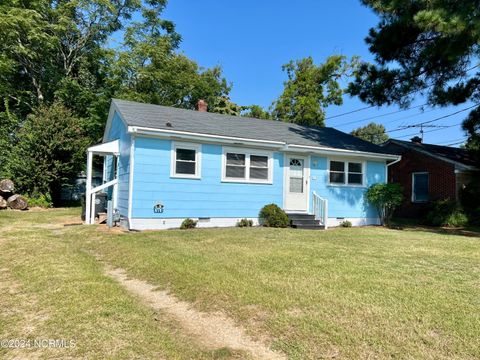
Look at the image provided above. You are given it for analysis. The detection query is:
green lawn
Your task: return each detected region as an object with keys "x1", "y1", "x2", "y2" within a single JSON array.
[{"x1": 1, "y1": 208, "x2": 479, "y2": 359}]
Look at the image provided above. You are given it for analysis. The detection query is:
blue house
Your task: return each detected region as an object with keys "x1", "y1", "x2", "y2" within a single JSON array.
[{"x1": 84, "y1": 99, "x2": 400, "y2": 230}]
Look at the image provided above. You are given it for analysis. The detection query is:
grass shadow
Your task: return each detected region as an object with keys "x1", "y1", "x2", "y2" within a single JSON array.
[{"x1": 390, "y1": 218, "x2": 480, "y2": 238}]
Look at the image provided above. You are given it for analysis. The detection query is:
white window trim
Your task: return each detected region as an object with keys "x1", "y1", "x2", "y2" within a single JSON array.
[
  {"x1": 411, "y1": 172, "x2": 429, "y2": 203},
  {"x1": 221, "y1": 146, "x2": 273, "y2": 184},
  {"x1": 170, "y1": 141, "x2": 202, "y2": 179},
  {"x1": 327, "y1": 158, "x2": 366, "y2": 187}
]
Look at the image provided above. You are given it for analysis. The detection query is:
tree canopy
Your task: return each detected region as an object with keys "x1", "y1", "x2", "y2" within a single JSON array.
[
  {"x1": 272, "y1": 56, "x2": 357, "y2": 127},
  {"x1": 0, "y1": 0, "x2": 232, "y2": 202},
  {"x1": 351, "y1": 122, "x2": 389, "y2": 145},
  {"x1": 348, "y1": 0, "x2": 480, "y2": 161},
  {"x1": 5, "y1": 103, "x2": 89, "y2": 204},
  {"x1": 241, "y1": 105, "x2": 271, "y2": 120}
]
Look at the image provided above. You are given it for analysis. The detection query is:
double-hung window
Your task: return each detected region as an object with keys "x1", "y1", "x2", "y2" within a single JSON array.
[
  {"x1": 249, "y1": 155, "x2": 269, "y2": 180},
  {"x1": 171, "y1": 142, "x2": 201, "y2": 179},
  {"x1": 412, "y1": 172, "x2": 429, "y2": 202},
  {"x1": 329, "y1": 160, "x2": 364, "y2": 186},
  {"x1": 223, "y1": 148, "x2": 272, "y2": 183},
  {"x1": 225, "y1": 153, "x2": 246, "y2": 178}
]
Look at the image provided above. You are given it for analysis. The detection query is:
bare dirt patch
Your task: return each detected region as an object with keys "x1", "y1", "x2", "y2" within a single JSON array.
[{"x1": 104, "y1": 266, "x2": 286, "y2": 360}]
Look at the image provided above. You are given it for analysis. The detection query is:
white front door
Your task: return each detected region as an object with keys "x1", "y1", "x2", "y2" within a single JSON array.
[{"x1": 285, "y1": 155, "x2": 309, "y2": 211}]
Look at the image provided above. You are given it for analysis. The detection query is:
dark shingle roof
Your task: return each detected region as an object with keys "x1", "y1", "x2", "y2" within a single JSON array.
[
  {"x1": 385, "y1": 139, "x2": 477, "y2": 168},
  {"x1": 112, "y1": 99, "x2": 393, "y2": 155}
]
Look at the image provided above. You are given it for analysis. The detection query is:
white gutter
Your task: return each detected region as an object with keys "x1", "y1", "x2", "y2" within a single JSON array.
[
  {"x1": 386, "y1": 156, "x2": 402, "y2": 168},
  {"x1": 128, "y1": 126, "x2": 402, "y2": 161}
]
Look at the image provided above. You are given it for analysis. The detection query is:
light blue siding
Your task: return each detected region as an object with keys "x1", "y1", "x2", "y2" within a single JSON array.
[
  {"x1": 118, "y1": 134, "x2": 387, "y2": 221},
  {"x1": 131, "y1": 137, "x2": 284, "y2": 218},
  {"x1": 310, "y1": 156, "x2": 385, "y2": 218},
  {"x1": 106, "y1": 112, "x2": 131, "y2": 217}
]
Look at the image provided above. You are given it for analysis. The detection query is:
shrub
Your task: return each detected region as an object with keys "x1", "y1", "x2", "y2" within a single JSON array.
[
  {"x1": 259, "y1": 204, "x2": 289, "y2": 228},
  {"x1": 365, "y1": 183, "x2": 403, "y2": 226},
  {"x1": 459, "y1": 177, "x2": 480, "y2": 225},
  {"x1": 27, "y1": 193, "x2": 53, "y2": 208},
  {"x1": 426, "y1": 199, "x2": 468, "y2": 227},
  {"x1": 180, "y1": 218, "x2": 197, "y2": 229},
  {"x1": 236, "y1": 218, "x2": 253, "y2": 227},
  {"x1": 339, "y1": 220, "x2": 352, "y2": 228},
  {"x1": 5, "y1": 103, "x2": 88, "y2": 205}
]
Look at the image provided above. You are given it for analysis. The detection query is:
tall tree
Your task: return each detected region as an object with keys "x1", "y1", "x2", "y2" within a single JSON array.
[
  {"x1": 351, "y1": 122, "x2": 389, "y2": 144},
  {"x1": 272, "y1": 56, "x2": 357, "y2": 126},
  {"x1": 0, "y1": 0, "x2": 149, "y2": 110},
  {"x1": 0, "y1": 0, "x2": 233, "y2": 200},
  {"x1": 0, "y1": 100, "x2": 18, "y2": 179},
  {"x1": 241, "y1": 105, "x2": 271, "y2": 119},
  {"x1": 110, "y1": 7, "x2": 230, "y2": 111},
  {"x1": 210, "y1": 96, "x2": 242, "y2": 116},
  {"x1": 348, "y1": 0, "x2": 480, "y2": 161}
]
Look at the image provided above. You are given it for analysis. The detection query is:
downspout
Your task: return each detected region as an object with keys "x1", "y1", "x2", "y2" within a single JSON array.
[{"x1": 385, "y1": 156, "x2": 402, "y2": 182}]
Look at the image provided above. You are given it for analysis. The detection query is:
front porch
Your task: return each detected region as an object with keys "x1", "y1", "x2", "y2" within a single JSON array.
[{"x1": 85, "y1": 140, "x2": 120, "y2": 225}]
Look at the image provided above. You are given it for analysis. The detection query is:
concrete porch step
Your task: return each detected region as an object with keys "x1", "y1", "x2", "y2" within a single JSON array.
[
  {"x1": 291, "y1": 224, "x2": 325, "y2": 230},
  {"x1": 287, "y1": 213, "x2": 324, "y2": 230},
  {"x1": 286, "y1": 213, "x2": 315, "y2": 221},
  {"x1": 290, "y1": 219, "x2": 321, "y2": 226}
]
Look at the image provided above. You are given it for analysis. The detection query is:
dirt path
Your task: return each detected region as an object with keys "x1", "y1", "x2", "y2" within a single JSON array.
[{"x1": 105, "y1": 266, "x2": 286, "y2": 360}]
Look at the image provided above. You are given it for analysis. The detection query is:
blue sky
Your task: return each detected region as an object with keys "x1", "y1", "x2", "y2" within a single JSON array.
[{"x1": 162, "y1": 0, "x2": 469, "y2": 146}]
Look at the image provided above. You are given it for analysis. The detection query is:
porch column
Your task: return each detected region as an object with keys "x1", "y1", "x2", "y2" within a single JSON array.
[{"x1": 85, "y1": 151, "x2": 93, "y2": 225}]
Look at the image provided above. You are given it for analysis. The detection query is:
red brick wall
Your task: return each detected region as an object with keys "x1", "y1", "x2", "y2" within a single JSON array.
[{"x1": 387, "y1": 148, "x2": 456, "y2": 218}]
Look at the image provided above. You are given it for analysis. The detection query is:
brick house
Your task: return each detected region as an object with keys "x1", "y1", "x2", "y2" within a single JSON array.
[{"x1": 382, "y1": 137, "x2": 477, "y2": 218}]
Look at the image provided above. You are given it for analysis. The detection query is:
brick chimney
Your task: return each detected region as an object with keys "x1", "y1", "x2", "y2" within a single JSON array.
[
  {"x1": 411, "y1": 136, "x2": 422, "y2": 144},
  {"x1": 196, "y1": 99, "x2": 207, "y2": 112}
]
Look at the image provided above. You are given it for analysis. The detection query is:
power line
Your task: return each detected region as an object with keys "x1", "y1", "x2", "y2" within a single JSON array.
[
  {"x1": 382, "y1": 107, "x2": 437, "y2": 125},
  {"x1": 412, "y1": 103, "x2": 478, "y2": 126},
  {"x1": 326, "y1": 63, "x2": 480, "y2": 122},
  {"x1": 396, "y1": 122, "x2": 463, "y2": 139},
  {"x1": 336, "y1": 103, "x2": 429, "y2": 128},
  {"x1": 325, "y1": 105, "x2": 374, "y2": 120},
  {"x1": 386, "y1": 104, "x2": 477, "y2": 134},
  {"x1": 437, "y1": 137, "x2": 468, "y2": 145},
  {"x1": 446, "y1": 140, "x2": 466, "y2": 146}
]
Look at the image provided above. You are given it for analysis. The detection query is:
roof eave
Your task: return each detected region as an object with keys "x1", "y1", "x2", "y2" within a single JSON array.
[
  {"x1": 389, "y1": 139, "x2": 475, "y2": 170},
  {"x1": 128, "y1": 126, "x2": 400, "y2": 160}
]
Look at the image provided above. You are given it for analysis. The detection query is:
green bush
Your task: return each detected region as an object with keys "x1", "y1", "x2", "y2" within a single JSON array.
[
  {"x1": 259, "y1": 204, "x2": 289, "y2": 228},
  {"x1": 339, "y1": 220, "x2": 352, "y2": 228},
  {"x1": 236, "y1": 218, "x2": 253, "y2": 227},
  {"x1": 365, "y1": 183, "x2": 403, "y2": 226},
  {"x1": 27, "y1": 193, "x2": 53, "y2": 208},
  {"x1": 5, "y1": 103, "x2": 88, "y2": 205},
  {"x1": 180, "y1": 218, "x2": 197, "y2": 229},
  {"x1": 426, "y1": 199, "x2": 468, "y2": 227},
  {"x1": 459, "y1": 177, "x2": 480, "y2": 225}
]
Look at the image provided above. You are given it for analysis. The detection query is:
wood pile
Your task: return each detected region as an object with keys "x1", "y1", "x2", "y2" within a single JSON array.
[{"x1": 0, "y1": 179, "x2": 28, "y2": 210}]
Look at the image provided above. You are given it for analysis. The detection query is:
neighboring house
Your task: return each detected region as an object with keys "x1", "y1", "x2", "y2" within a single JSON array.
[
  {"x1": 382, "y1": 137, "x2": 477, "y2": 218},
  {"x1": 84, "y1": 99, "x2": 400, "y2": 230}
]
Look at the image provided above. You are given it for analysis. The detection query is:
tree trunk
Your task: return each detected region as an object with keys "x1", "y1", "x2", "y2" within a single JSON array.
[
  {"x1": 0, "y1": 179, "x2": 14, "y2": 193},
  {"x1": 0, "y1": 196, "x2": 7, "y2": 209},
  {"x1": 7, "y1": 194, "x2": 28, "y2": 210}
]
